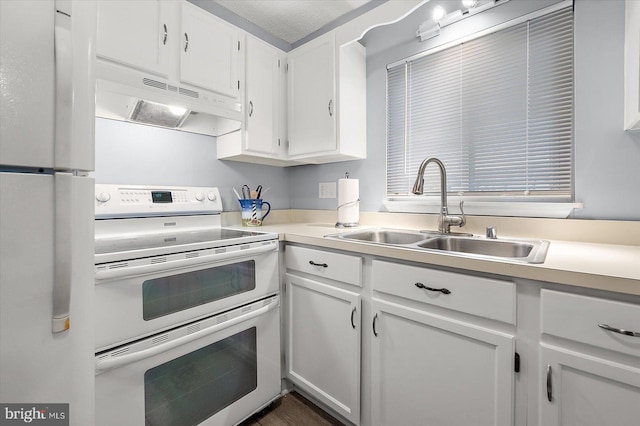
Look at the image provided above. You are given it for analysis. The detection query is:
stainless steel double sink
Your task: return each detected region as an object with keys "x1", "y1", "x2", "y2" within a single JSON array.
[{"x1": 326, "y1": 229, "x2": 549, "y2": 264}]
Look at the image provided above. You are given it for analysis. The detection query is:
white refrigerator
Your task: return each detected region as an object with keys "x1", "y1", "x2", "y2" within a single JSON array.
[{"x1": 0, "y1": 1, "x2": 96, "y2": 424}]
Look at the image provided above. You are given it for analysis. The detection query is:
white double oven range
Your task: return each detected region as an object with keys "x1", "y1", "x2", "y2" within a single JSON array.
[{"x1": 93, "y1": 184, "x2": 281, "y2": 425}]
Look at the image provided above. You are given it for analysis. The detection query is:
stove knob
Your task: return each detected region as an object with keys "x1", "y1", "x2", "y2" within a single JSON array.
[
  {"x1": 96, "y1": 192, "x2": 111, "y2": 203},
  {"x1": 195, "y1": 193, "x2": 205, "y2": 202},
  {"x1": 207, "y1": 192, "x2": 217, "y2": 202}
]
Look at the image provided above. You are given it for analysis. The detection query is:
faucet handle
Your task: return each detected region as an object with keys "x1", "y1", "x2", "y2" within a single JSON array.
[
  {"x1": 486, "y1": 226, "x2": 497, "y2": 239},
  {"x1": 458, "y1": 200, "x2": 466, "y2": 227}
]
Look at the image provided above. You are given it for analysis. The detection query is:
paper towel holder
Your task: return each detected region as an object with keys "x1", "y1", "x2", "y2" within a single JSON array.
[
  {"x1": 336, "y1": 172, "x2": 360, "y2": 228},
  {"x1": 336, "y1": 198, "x2": 360, "y2": 228}
]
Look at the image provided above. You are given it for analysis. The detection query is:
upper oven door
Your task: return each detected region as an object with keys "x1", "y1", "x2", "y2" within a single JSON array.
[{"x1": 95, "y1": 240, "x2": 278, "y2": 351}]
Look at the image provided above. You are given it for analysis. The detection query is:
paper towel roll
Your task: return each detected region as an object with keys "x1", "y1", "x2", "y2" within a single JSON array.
[{"x1": 337, "y1": 178, "x2": 359, "y2": 226}]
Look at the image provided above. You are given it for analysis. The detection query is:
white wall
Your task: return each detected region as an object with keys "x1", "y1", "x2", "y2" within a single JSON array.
[{"x1": 289, "y1": 0, "x2": 640, "y2": 220}]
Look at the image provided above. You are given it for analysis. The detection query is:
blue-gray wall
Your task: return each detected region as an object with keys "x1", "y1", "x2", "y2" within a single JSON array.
[
  {"x1": 93, "y1": 118, "x2": 290, "y2": 212},
  {"x1": 289, "y1": 0, "x2": 640, "y2": 220},
  {"x1": 95, "y1": 0, "x2": 640, "y2": 220}
]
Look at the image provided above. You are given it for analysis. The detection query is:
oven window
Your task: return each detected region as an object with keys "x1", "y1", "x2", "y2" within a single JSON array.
[
  {"x1": 142, "y1": 260, "x2": 256, "y2": 320},
  {"x1": 144, "y1": 327, "x2": 257, "y2": 426}
]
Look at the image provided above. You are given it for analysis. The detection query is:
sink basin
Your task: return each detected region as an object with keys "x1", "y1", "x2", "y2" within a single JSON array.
[
  {"x1": 326, "y1": 228, "x2": 549, "y2": 264},
  {"x1": 337, "y1": 229, "x2": 428, "y2": 245},
  {"x1": 417, "y1": 236, "x2": 548, "y2": 263}
]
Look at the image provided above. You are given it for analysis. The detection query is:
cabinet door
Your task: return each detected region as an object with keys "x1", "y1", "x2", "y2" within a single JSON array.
[
  {"x1": 371, "y1": 298, "x2": 515, "y2": 426},
  {"x1": 96, "y1": 0, "x2": 170, "y2": 77},
  {"x1": 245, "y1": 35, "x2": 278, "y2": 155},
  {"x1": 540, "y1": 344, "x2": 640, "y2": 426},
  {"x1": 286, "y1": 273, "x2": 360, "y2": 425},
  {"x1": 288, "y1": 34, "x2": 336, "y2": 157},
  {"x1": 180, "y1": 2, "x2": 239, "y2": 97}
]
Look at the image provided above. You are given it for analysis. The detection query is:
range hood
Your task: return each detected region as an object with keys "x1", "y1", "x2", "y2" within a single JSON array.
[{"x1": 95, "y1": 64, "x2": 242, "y2": 137}]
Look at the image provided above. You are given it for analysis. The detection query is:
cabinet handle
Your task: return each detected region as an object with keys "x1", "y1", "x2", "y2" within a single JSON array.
[
  {"x1": 328, "y1": 99, "x2": 333, "y2": 117},
  {"x1": 372, "y1": 313, "x2": 378, "y2": 337},
  {"x1": 184, "y1": 32, "x2": 189, "y2": 52},
  {"x1": 308, "y1": 260, "x2": 328, "y2": 268},
  {"x1": 351, "y1": 307, "x2": 356, "y2": 329},
  {"x1": 546, "y1": 365, "x2": 553, "y2": 402},
  {"x1": 415, "y1": 282, "x2": 451, "y2": 295},
  {"x1": 598, "y1": 323, "x2": 640, "y2": 337},
  {"x1": 249, "y1": 101, "x2": 253, "y2": 117},
  {"x1": 163, "y1": 24, "x2": 167, "y2": 45}
]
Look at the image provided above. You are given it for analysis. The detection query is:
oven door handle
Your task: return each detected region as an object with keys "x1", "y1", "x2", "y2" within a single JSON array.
[
  {"x1": 96, "y1": 297, "x2": 278, "y2": 372},
  {"x1": 95, "y1": 242, "x2": 277, "y2": 281}
]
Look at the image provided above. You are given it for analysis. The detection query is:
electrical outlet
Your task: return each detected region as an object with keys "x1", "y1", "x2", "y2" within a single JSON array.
[{"x1": 319, "y1": 182, "x2": 336, "y2": 199}]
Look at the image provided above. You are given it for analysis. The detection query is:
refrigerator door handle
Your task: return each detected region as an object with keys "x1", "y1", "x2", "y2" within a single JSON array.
[
  {"x1": 53, "y1": 173, "x2": 73, "y2": 333},
  {"x1": 54, "y1": 8, "x2": 73, "y2": 168}
]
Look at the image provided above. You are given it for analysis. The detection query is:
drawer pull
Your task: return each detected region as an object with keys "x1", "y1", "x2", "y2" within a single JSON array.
[
  {"x1": 309, "y1": 261, "x2": 328, "y2": 268},
  {"x1": 372, "y1": 313, "x2": 378, "y2": 337},
  {"x1": 415, "y1": 282, "x2": 451, "y2": 295},
  {"x1": 546, "y1": 365, "x2": 553, "y2": 402},
  {"x1": 598, "y1": 323, "x2": 640, "y2": 337},
  {"x1": 351, "y1": 307, "x2": 356, "y2": 329}
]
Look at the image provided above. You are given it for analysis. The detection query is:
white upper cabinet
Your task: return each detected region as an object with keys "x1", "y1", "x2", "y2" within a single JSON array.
[
  {"x1": 97, "y1": 1, "x2": 240, "y2": 100},
  {"x1": 287, "y1": 32, "x2": 367, "y2": 163},
  {"x1": 216, "y1": 35, "x2": 290, "y2": 166},
  {"x1": 180, "y1": 2, "x2": 240, "y2": 97},
  {"x1": 244, "y1": 34, "x2": 279, "y2": 155},
  {"x1": 96, "y1": 0, "x2": 170, "y2": 77},
  {"x1": 287, "y1": 33, "x2": 337, "y2": 157}
]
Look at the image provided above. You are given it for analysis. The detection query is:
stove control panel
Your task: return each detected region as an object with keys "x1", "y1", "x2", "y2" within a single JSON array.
[{"x1": 95, "y1": 184, "x2": 223, "y2": 218}]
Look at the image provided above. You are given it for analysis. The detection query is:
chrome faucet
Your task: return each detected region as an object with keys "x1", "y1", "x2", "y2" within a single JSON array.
[{"x1": 412, "y1": 157, "x2": 466, "y2": 234}]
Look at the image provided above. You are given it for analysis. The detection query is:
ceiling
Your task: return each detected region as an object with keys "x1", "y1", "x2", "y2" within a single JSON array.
[{"x1": 212, "y1": 0, "x2": 377, "y2": 45}]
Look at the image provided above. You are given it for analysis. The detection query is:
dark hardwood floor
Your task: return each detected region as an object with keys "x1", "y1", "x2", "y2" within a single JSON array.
[{"x1": 239, "y1": 392, "x2": 344, "y2": 426}]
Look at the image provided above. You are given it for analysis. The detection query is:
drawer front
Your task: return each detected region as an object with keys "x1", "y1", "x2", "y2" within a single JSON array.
[
  {"x1": 541, "y1": 289, "x2": 640, "y2": 357},
  {"x1": 372, "y1": 260, "x2": 516, "y2": 324},
  {"x1": 285, "y1": 245, "x2": 362, "y2": 287}
]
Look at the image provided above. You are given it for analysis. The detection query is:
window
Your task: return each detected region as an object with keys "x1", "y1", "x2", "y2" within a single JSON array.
[{"x1": 386, "y1": 7, "x2": 574, "y2": 207}]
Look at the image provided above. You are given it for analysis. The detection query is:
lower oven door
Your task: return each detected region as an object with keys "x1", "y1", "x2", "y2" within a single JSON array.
[
  {"x1": 95, "y1": 295, "x2": 281, "y2": 426},
  {"x1": 95, "y1": 240, "x2": 278, "y2": 351}
]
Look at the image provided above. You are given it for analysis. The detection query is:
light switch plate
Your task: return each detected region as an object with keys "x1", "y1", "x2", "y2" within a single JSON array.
[{"x1": 319, "y1": 182, "x2": 336, "y2": 199}]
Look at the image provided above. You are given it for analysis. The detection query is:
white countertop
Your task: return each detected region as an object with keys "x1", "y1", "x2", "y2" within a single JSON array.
[{"x1": 255, "y1": 222, "x2": 640, "y2": 296}]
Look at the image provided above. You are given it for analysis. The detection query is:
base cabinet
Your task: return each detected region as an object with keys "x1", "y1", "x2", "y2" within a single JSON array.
[
  {"x1": 371, "y1": 298, "x2": 515, "y2": 426},
  {"x1": 285, "y1": 273, "x2": 361, "y2": 425},
  {"x1": 539, "y1": 289, "x2": 640, "y2": 426},
  {"x1": 540, "y1": 344, "x2": 640, "y2": 426}
]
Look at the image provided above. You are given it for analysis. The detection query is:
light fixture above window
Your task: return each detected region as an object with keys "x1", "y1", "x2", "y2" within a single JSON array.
[
  {"x1": 432, "y1": 5, "x2": 447, "y2": 22},
  {"x1": 417, "y1": 0, "x2": 510, "y2": 42}
]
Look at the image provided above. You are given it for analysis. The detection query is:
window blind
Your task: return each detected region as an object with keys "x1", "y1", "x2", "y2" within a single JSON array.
[{"x1": 386, "y1": 6, "x2": 574, "y2": 197}]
